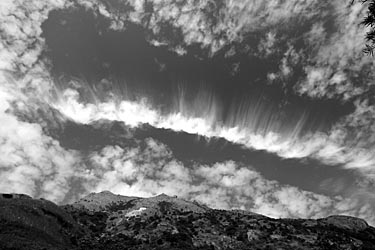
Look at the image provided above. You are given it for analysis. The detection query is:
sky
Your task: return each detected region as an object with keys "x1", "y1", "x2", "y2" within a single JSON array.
[{"x1": 1, "y1": 0, "x2": 375, "y2": 225}]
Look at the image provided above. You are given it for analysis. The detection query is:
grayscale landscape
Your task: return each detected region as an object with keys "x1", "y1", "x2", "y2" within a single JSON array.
[{"x1": 1, "y1": 0, "x2": 375, "y2": 249}]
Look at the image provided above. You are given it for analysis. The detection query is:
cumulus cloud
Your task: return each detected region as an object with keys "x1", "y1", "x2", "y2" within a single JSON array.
[
  {"x1": 75, "y1": 0, "x2": 327, "y2": 54},
  {"x1": 0, "y1": 0, "x2": 97, "y2": 203},
  {"x1": 36, "y1": 0, "x2": 373, "y2": 103},
  {"x1": 0, "y1": 0, "x2": 71, "y2": 73},
  {"x1": 0, "y1": 72, "x2": 89, "y2": 203},
  {"x1": 85, "y1": 137, "x2": 375, "y2": 224},
  {"x1": 296, "y1": 2, "x2": 374, "y2": 100}
]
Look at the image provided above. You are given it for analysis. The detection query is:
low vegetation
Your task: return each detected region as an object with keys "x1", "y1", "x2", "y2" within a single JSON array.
[{"x1": 1, "y1": 192, "x2": 374, "y2": 250}]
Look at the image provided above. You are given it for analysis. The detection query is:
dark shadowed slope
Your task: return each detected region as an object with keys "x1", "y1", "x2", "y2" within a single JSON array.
[{"x1": 0, "y1": 193, "x2": 80, "y2": 250}]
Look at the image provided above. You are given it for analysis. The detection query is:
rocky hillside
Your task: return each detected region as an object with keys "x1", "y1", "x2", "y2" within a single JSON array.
[{"x1": 1, "y1": 192, "x2": 375, "y2": 250}]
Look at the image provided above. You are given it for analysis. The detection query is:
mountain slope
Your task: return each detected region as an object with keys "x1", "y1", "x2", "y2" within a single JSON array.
[
  {"x1": 1, "y1": 191, "x2": 375, "y2": 250},
  {"x1": 0, "y1": 193, "x2": 80, "y2": 250}
]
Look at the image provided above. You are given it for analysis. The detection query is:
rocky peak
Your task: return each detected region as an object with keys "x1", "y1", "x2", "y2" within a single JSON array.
[
  {"x1": 71, "y1": 191, "x2": 209, "y2": 215},
  {"x1": 71, "y1": 191, "x2": 140, "y2": 212},
  {"x1": 156, "y1": 193, "x2": 170, "y2": 198}
]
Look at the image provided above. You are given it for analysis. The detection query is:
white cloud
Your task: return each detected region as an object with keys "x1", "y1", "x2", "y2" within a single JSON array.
[
  {"x1": 0, "y1": 72, "x2": 89, "y2": 203},
  {"x1": 0, "y1": 0, "x2": 93, "y2": 203},
  {"x1": 53, "y1": 83, "x2": 375, "y2": 175},
  {"x1": 0, "y1": 0, "x2": 69, "y2": 72},
  {"x1": 41, "y1": 0, "x2": 374, "y2": 104},
  {"x1": 49, "y1": 1, "x2": 375, "y2": 184},
  {"x1": 86, "y1": 138, "x2": 375, "y2": 225},
  {"x1": 296, "y1": 2, "x2": 373, "y2": 100},
  {"x1": 76, "y1": 0, "x2": 325, "y2": 54},
  {"x1": 50, "y1": 0, "x2": 375, "y2": 104}
]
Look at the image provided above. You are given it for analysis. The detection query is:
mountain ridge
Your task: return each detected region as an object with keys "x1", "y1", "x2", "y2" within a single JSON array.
[{"x1": 1, "y1": 191, "x2": 375, "y2": 249}]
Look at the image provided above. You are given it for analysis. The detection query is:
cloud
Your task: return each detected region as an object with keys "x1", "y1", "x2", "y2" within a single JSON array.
[
  {"x1": 75, "y1": 0, "x2": 327, "y2": 54},
  {"x1": 50, "y1": 81, "x2": 375, "y2": 213},
  {"x1": 86, "y1": 137, "x2": 375, "y2": 225},
  {"x1": 0, "y1": 72, "x2": 89, "y2": 203},
  {"x1": 0, "y1": 0, "x2": 91, "y2": 203},
  {"x1": 47, "y1": 0, "x2": 375, "y2": 173},
  {"x1": 52, "y1": 84, "x2": 374, "y2": 171},
  {"x1": 28, "y1": 0, "x2": 372, "y2": 104},
  {"x1": 4, "y1": 70, "x2": 375, "y2": 225},
  {"x1": 47, "y1": 0, "x2": 375, "y2": 190},
  {"x1": 295, "y1": 2, "x2": 374, "y2": 100},
  {"x1": 47, "y1": 0, "x2": 375, "y2": 179},
  {"x1": 0, "y1": 0, "x2": 70, "y2": 73},
  {"x1": 2, "y1": 92, "x2": 374, "y2": 225}
]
